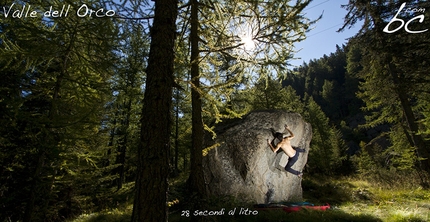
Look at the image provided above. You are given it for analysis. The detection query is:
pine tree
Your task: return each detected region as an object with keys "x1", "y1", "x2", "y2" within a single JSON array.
[
  {"x1": 304, "y1": 97, "x2": 345, "y2": 174},
  {"x1": 108, "y1": 20, "x2": 147, "y2": 190},
  {"x1": 339, "y1": 1, "x2": 430, "y2": 179},
  {"x1": 0, "y1": 1, "x2": 117, "y2": 220}
]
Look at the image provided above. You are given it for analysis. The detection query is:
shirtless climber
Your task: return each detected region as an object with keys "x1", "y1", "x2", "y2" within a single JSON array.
[{"x1": 267, "y1": 125, "x2": 305, "y2": 178}]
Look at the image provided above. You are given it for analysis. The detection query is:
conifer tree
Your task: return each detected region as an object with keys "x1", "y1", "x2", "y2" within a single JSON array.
[
  {"x1": 0, "y1": 1, "x2": 117, "y2": 220},
  {"x1": 108, "y1": 19, "x2": 147, "y2": 190},
  {"x1": 305, "y1": 96, "x2": 346, "y2": 174},
  {"x1": 339, "y1": 1, "x2": 430, "y2": 179}
]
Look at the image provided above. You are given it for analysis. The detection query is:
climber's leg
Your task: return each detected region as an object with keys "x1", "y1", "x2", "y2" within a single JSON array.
[
  {"x1": 292, "y1": 146, "x2": 306, "y2": 153},
  {"x1": 284, "y1": 152, "x2": 302, "y2": 176}
]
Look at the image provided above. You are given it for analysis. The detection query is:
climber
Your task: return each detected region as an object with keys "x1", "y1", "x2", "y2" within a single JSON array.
[{"x1": 267, "y1": 125, "x2": 305, "y2": 178}]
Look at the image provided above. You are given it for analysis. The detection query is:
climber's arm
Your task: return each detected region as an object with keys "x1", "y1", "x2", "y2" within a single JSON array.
[
  {"x1": 284, "y1": 125, "x2": 294, "y2": 139},
  {"x1": 267, "y1": 139, "x2": 280, "y2": 153}
]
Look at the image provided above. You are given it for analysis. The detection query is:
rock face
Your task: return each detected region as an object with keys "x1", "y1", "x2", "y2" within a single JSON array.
[{"x1": 203, "y1": 110, "x2": 312, "y2": 203}]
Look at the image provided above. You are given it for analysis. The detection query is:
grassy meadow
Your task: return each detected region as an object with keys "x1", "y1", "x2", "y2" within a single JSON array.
[{"x1": 71, "y1": 171, "x2": 430, "y2": 222}]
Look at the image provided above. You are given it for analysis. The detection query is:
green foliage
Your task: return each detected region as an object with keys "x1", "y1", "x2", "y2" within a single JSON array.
[
  {"x1": 387, "y1": 125, "x2": 417, "y2": 171},
  {"x1": 419, "y1": 100, "x2": 430, "y2": 139},
  {"x1": 250, "y1": 77, "x2": 304, "y2": 112},
  {"x1": 284, "y1": 45, "x2": 353, "y2": 122},
  {"x1": 106, "y1": 19, "x2": 147, "y2": 190},
  {"x1": 0, "y1": 1, "x2": 118, "y2": 220},
  {"x1": 175, "y1": 0, "x2": 319, "y2": 125},
  {"x1": 304, "y1": 97, "x2": 347, "y2": 175},
  {"x1": 72, "y1": 182, "x2": 135, "y2": 222},
  {"x1": 237, "y1": 77, "x2": 348, "y2": 175},
  {"x1": 340, "y1": 0, "x2": 430, "y2": 175},
  {"x1": 2, "y1": 0, "x2": 430, "y2": 220},
  {"x1": 353, "y1": 144, "x2": 378, "y2": 176},
  {"x1": 198, "y1": 0, "x2": 317, "y2": 74}
]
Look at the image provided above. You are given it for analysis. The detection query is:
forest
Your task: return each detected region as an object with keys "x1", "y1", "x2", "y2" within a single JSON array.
[{"x1": 1, "y1": 0, "x2": 430, "y2": 221}]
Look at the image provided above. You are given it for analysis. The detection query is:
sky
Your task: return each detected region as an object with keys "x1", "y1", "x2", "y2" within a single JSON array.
[{"x1": 291, "y1": 0, "x2": 362, "y2": 67}]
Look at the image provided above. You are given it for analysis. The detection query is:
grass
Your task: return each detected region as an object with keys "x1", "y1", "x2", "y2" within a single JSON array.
[
  {"x1": 169, "y1": 206, "x2": 383, "y2": 222},
  {"x1": 301, "y1": 174, "x2": 430, "y2": 222},
  {"x1": 71, "y1": 173, "x2": 430, "y2": 222},
  {"x1": 72, "y1": 208, "x2": 132, "y2": 222},
  {"x1": 70, "y1": 182, "x2": 135, "y2": 222}
]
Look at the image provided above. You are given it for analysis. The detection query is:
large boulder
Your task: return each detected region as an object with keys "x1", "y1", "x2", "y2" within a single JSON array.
[{"x1": 203, "y1": 110, "x2": 312, "y2": 203}]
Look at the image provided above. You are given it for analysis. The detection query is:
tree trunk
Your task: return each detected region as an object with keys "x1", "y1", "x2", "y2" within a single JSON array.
[
  {"x1": 23, "y1": 151, "x2": 45, "y2": 222},
  {"x1": 131, "y1": 0, "x2": 178, "y2": 221},
  {"x1": 188, "y1": 0, "x2": 207, "y2": 200}
]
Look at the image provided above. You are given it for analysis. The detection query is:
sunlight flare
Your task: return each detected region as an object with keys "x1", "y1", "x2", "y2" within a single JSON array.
[{"x1": 240, "y1": 35, "x2": 256, "y2": 51}]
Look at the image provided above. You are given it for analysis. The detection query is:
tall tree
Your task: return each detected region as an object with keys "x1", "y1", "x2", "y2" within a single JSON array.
[
  {"x1": 0, "y1": 1, "x2": 117, "y2": 220},
  {"x1": 304, "y1": 96, "x2": 346, "y2": 174},
  {"x1": 339, "y1": 1, "x2": 430, "y2": 178},
  {"x1": 109, "y1": 20, "x2": 147, "y2": 190},
  {"x1": 131, "y1": 0, "x2": 178, "y2": 221},
  {"x1": 188, "y1": 0, "x2": 207, "y2": 203}
]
